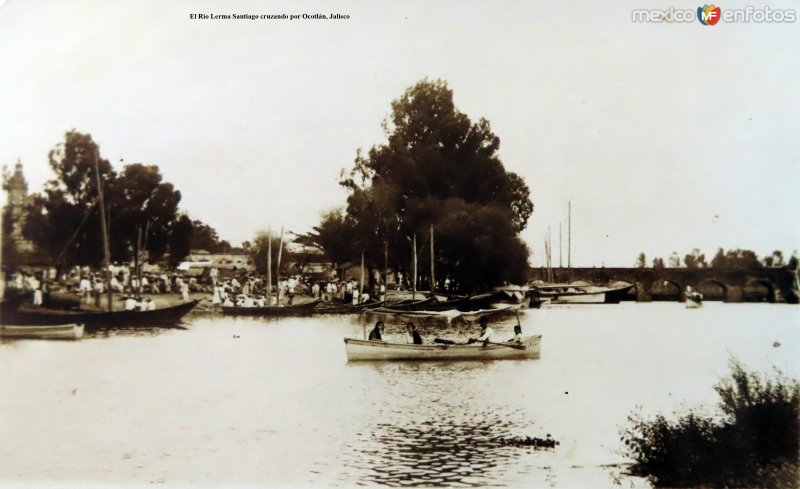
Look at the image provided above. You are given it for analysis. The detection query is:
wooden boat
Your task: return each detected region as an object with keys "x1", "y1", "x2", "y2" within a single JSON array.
[
  {"x1": 530, "y1": 283, "x2": 633, "y2": 304},
  {"x1": 1, "y1": 323, "x2": 84, "y2": 340},
  {"x1": 314, "y1": 300, "x2": 383, "y2": 314},
  {"x1": 459, "y1": 305, "x2": 516, "y2": 322},
  {"x1": 344, "y1": 335, "x2": 542, "y2": 361},
  {"x1": 221, "y1": 299, "x2": 322, "y2": 316},
  {"x1": 365, "y1": 307, "x2": 463, "y2": 323},
  {"x1": 0, "y1": 300, "x2": 200, "y2": 329}
]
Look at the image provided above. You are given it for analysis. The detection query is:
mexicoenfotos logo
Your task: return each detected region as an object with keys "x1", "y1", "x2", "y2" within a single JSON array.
[
  {"x1": 697, "y1": 4, "x2": 721, "y2": 25},
  {"x1": 632, "y1": 5, "x2": 797, "y2": 23}
]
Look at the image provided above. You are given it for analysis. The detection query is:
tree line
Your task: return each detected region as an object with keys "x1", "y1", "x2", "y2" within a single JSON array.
[
  {"x1": 2, "y1": 130, "x2": 230, "y2": 270},
  {"x1": 635, "y1": 249, "x2": 794, "y2": 269}
]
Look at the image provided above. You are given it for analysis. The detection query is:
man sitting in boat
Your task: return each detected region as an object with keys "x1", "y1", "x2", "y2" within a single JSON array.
[
  {"x1": 468, "y1": 317, "x2": 494, "y2": 345},
  {"x1": 507, "y1": 325, "x2": 523, "y2": 343},
  {"x1": 406, "y1": 322, "x2": 423, "y2": 345},
  {"x1": 368, "y1": 321, "x2": 384, "y2": 341}
]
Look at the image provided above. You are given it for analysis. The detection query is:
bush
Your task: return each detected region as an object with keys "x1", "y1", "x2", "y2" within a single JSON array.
[{"x1": 620, "y1": 359, "x2": 800, "y2": 488}]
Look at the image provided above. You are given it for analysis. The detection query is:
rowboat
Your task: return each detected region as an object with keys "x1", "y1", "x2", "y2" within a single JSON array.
[
  {"x1": 0, "y1": 300, "x2": 200, "y2": 329},
  {"x1": 221, "y1": 299, "x2": 321, "y2": 316},
  {"x1": 1, "y1": 323, "x2": 84, "y2": 340},
  {"x1": 344, "y1": 335, "x2": 542, "y2": 361}
]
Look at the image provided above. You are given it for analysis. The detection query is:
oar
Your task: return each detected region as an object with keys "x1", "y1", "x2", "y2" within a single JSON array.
[{"x1": 483, "y1": 340, "x2": 527, "y2": 350}]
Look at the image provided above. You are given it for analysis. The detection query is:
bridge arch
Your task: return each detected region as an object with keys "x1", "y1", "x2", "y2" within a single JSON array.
[
  {"x1": 651, "y1": 279, "x2": 683, "y2": 301},
  {"x1": 695, "y1": 278, "x2": 729, "y2": 301},
  {"x1": 743, "y1": 278, "x2": 777, "y2": 303}
]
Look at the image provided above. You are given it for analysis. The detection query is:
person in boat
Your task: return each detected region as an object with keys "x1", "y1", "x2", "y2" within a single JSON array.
[
  {"x1": 406, "y1": 322, "x2": 423, "y2": 345},
  {"x1": 124, "y1": 295, "x2": 139, "y2": 311},
  {"x1": 507, "y1": 325, "x2": 523, "y2": 343},
  {"x1": 469, "y1": 317, "x2": 494, "y2": 345},
  {"x1": 368, "y1": 321, "x2": 384, "y2": 341}
]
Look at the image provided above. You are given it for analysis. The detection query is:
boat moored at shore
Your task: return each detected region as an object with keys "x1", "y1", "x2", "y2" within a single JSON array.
[{"x1": 1, "y1": 323, "x2": 84, "y2": 340}]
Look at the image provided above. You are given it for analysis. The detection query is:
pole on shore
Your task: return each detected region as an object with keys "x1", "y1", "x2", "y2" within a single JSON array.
[{"x1": 93, "y1": 147, "x2": 113, "y2": 311}]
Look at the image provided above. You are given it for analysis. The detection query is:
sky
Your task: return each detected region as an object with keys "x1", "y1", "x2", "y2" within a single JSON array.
[{"x1": 1, "y1": 0, "x2": 798, "y2": 267}]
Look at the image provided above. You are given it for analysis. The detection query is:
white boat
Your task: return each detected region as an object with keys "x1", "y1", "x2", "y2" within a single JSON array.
[
  {"x1": 0, "y1": 323, "x2": 84, "y2": 340},
  {"x1": 530, "y1": 283, "x2": 633, "y2": 304},
  {"x1": 344, "y1": 335, "x2": 542, "y2": 361},
  {"x1": 460, "y1": 304, "x2": 516, "y2": 322}
]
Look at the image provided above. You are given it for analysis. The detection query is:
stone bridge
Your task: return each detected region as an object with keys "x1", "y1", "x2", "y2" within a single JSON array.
[{"x1": 528, "y1": 267, "x2": 798, "y2": 303}]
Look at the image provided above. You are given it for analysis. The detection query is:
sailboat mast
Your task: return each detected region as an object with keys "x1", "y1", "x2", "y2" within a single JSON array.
[
  {"x1": 267, "y1": 226, "x2": 272, "y2": 304},
  {"x1": 430, "y1": 225, "x2": 435, "y2": 295},
  {"x1": 412, "y1": 233, "x2": 417, "y2": 300},
  {"x1": 275, "y1": 226, "x2": 284, "y2": 304},
  {"x1": 568, "y1": 201, "x2": 572, "y2": 269},
  {"x1": 360, "y1": 251, "x2": 364, "y2": 298},
  {"x1": 383, "y1": 241, "x2": 388, "y2": 289},
  {"x1": 93, "y1": 148, "x2": 113, "y2": 312}
]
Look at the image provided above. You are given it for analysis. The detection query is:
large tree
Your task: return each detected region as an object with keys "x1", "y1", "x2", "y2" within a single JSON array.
[
  {"x1": 316, "y1": 79, "x2": 533, "y2": 291},
  {"x1": 23, "y1": 131, "x2": 115, "y2": 266},
  {"x1": 22, "y1": 130, "x2": 194, "y2": 267}
]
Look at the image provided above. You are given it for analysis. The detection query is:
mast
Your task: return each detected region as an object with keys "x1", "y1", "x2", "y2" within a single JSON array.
[
  {"x1": 93, "y1": 148, "x2": 113, "y2": 311},
  {"x1": 559, "y1": 222, "x2": 562, "y2": 269},
  {"x1": 568, "y1": 201, "x2": 572, "y2": 269},
  {"x1": 360, "y1": 251, "x2": 365, "y2": 299},
  {"x1": 412, "y1": 233, "x2": 417, "y2": 300},
  {"x1": 430, "y1": 224, "x2": 435, "y2": 295},
  {"x1": 384, "y1": 241, "x2": 388, "y2": 289},
  {"x1": 275, "y1": 226, "x2": 284, "y2": 305},
  {"x1": 267, "y1": 226, "x2": 272, "y2": 304}
]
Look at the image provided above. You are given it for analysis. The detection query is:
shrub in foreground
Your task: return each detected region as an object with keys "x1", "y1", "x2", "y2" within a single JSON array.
[{"x1": 620, "y1": 359, "x2": 799, "y2": 488}]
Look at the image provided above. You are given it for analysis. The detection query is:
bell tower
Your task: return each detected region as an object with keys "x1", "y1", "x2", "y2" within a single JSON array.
[{"x1": 3, "y1": 159, "x2": 34, "y2": 252}]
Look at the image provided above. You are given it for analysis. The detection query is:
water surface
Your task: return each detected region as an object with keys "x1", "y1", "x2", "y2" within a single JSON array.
[{"x1": 1, "y1": 302, "x2": 797, "y2": 488}]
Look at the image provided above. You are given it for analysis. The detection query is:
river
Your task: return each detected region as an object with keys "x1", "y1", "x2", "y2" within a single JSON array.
[{"x1": 1, "y1": 302, "x2": 797, "y2": 488}]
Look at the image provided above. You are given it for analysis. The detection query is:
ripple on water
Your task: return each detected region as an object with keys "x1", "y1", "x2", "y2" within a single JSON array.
[{"x1": 342, "y1": 405, "x2": 545, "y2": 487}]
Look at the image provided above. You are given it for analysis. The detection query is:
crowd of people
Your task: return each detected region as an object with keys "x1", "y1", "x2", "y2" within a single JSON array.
[{"x1": 209, "y1": 275, "x2": 384, "y2": 308}]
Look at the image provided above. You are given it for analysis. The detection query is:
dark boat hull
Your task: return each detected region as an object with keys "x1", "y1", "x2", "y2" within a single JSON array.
[
  {"x1": 0, "y1": 300, "x2": 200, "y2": 329},
  {"x1": 221, "y1": 300, "x2": 321, "y2": 316}
]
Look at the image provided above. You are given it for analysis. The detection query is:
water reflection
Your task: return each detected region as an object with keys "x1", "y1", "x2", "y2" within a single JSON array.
[
  {"x1": 346, "y1": 411, "x2": 537, "y2": 487},
  {"x1": 340, "y1": 359, "x2": 545, "y2": 487},
  {"x1": 87, "y1": 325, "x2": 186, "y2": 338}
]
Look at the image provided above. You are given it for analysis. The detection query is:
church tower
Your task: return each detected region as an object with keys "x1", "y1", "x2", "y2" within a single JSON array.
[{"x1": 3, "y1": 159, "x2": 34, "y2": 252}]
